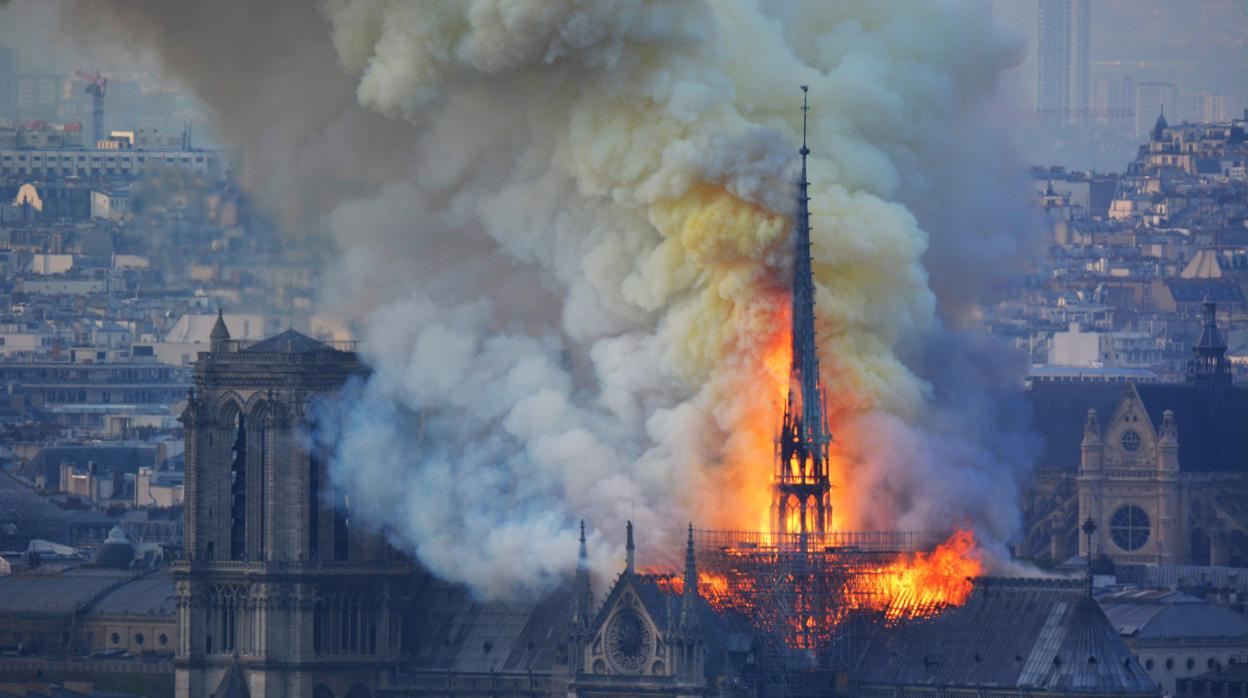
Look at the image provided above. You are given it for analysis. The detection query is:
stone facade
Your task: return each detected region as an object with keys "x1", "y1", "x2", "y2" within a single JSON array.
[
  {"x1": 1023, "y1": 381, "x2": 1248, "y2": 567},
  {"x1": 174, "y1": 327, "x2": 409, "y2": 698}
]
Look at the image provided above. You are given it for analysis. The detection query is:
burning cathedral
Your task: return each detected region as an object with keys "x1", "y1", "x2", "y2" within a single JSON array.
[{"x1": 175, "y1": 92, "x2": 1158, "y2": 698}]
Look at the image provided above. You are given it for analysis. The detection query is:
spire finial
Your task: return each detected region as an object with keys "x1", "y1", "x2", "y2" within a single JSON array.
[
  {"x1": 625, "y1": 520, "x2": 635, "y2": 574},
  {"x1": 800, "y1": 84, "x2": 810, "y2": 156}
]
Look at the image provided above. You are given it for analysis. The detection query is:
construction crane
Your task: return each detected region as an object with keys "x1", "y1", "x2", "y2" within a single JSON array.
[{"x1": 74, "y1": 68, "x2": 107, "y2": 147}]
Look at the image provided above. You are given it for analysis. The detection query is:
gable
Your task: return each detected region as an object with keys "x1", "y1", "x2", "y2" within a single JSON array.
[{"x1": 1103, "y1": 385, "x2": 1158, "y2": 467}]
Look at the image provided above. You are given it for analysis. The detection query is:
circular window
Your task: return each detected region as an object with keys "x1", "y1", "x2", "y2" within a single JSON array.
[
  {"x1": 1208, "y1": 658, "x2": 1217, "y2": 670},
  {"x1": 1165, "y1": 658, "x2": 1174, "y2": 671},
  {"x1": 605, "y1": 609, "x2": 654, "y2": 674},
  {"x1": 135, "y1": 633, "x2": 144, "y2": 646},
  {"x1": 1110, "y1": 505, "x2": 1151, "y2": 551},
  {"x1": 159, "y1": 634, "x2": 168, "y2": 646},
  {"x1": 1146, "y1": 659, "x2": 1154, "y2": 671},
  {"x1": 110, "y1": 633, "x2": 120, "y2": 645},
  {"x1": 1187, "y1": 658, "x2": 1195, "y2": 671},
  {"x1": 1120, "y1": 429, "x2": 1142, "y2": 453}
]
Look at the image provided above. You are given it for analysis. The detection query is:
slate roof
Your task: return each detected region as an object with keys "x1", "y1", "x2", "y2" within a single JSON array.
[
  {"x1": 1165, "y1": 278, "x2": 1245, "y2": 304},
  {"x1": 1026, "y1": 382, "x2": 1126, "y2": 470},
  {"x1": 403, "y1": 576, "x2": 567, "y2": 674},
  {"x1": 0, "y1": 568, "x2": 132, "y2": 616},
  {"x1": 0, "y1": 469, "x2": 73, "y2": 545},
  {"x1": 242, "y1": 329, "x2": 338, "y2": 354},
  {"x1": 1098, "y1": 590, "x2": 1248, "y2": 641},
  {"x1": 1024, "y1": 382, "x2": 1248, "y2": 473},
  {"x1": 856, "y1": 577, "x2": 1158, "y2": 695},
  {"x1": 89, "y1": 572, "x2": 175, "y2": 618},
  {"x1": 1135, "y1": 383, "x2": 1248, "y2": 472}
]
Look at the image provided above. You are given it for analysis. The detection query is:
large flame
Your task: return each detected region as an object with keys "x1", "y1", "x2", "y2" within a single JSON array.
[
  {"x1": 652, "y1": 529, "x2": 981, "y2": 640},
  {"x1": 863, "y1": 529, "x2": 982, "y2": 621}
]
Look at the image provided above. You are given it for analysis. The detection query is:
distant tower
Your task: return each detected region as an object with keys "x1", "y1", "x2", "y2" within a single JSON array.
[
  {"x1": 772, "y1": 86, "x2": 832, "y2": 542},
  {"x1": 1036, "y1": 0, "x2": 1090, "y2": 120},
  {"x1": 1186, "y1": 293, "x2": 1231, "y2": 384},
  {"x1": 175, "y1": 326, "x2": 405, "y2": 698}
]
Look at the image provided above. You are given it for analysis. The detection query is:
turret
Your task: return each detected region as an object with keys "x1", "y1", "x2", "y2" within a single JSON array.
[
  {"x1": 1157, "y1": 409, "x2": 1179, "y2": 473},
  {"x1": 1186, "y1": 293, "x2": 1231, "y2": 384},
  {"x1": 1080, "y1": 409, "x2": 1102, "y2": 473},
  {"x1": 210, "y1": 308, "x2": 231, "y2": 352},
  {"x1": 1152, "y1": 106, "x2": 1169, "y2": 142}
]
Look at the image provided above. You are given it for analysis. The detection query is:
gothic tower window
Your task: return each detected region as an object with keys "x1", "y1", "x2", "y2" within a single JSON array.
[
  {"x1": 309, "y1": 453, "x2": 320, "y2": 558},
  {"x1": 333, "y1": 492, "x2": 349, "y2": 561},
  {"x1": 229, "y1": 413, "x2": 247, "y2": 561}
]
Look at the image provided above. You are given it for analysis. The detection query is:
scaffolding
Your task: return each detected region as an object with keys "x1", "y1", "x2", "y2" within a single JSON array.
[{"x1": 691, "y1": 529, "x2": 931, "y2": 698}]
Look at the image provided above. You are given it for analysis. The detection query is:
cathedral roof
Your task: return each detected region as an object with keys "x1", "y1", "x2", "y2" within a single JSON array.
[
  {"x1": 1152, "y1": 108, "x2": 1169, "y2": 142},
  {"x1": 402, "y1": 576, "x2": 567, "y2": 674},
  {"x1": 242, "y1": 329, "x2": 338, "y2": 354},
  {"x1": 857, "y1": 578, "x2": 1157, "y2": 695}
]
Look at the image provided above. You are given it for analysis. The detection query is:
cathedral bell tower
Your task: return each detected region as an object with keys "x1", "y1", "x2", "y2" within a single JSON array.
[
  {"x1": 772, "y1": 86, "x2": 833, "y2": 543},
  {"x1": 175, "y1": 327, "x2": 407, "y2": 698}
]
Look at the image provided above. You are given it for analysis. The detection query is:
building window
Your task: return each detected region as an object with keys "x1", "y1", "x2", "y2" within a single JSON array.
[
  {"x1": 309, "y1": 453, "x2": 320, "y2": 558},
  {"x1": 1146, "y1": 658, "x2": 1154, "y2": 671},
  {"x1": 333, "y1": 492, "x2": 349, "y2": 561},
  {"x1": 1166, "y1": 658, "x2": 1174, "y2": 671},
  {"x1": 1120, "y1": 429, "x2": 1142, "y2": 453},
  {"x1": 1110, "y1": 505, "x2": 1150, "y2": 551},
  {"x1": 111, "y1": 633, "x2": 120, "y2": 644},
  {"x1": 1187, "y1": 658, "x2": 1195, "y2": 671},
  {"x1": 135, "y1": 633, "x2": 144, "y2": 645},
  {"x1": 159, "y1": 633, "x2": 168, "y2": 646},
  {"x1": 230, "y1": 413, "x2": 247, "y2": 560}
]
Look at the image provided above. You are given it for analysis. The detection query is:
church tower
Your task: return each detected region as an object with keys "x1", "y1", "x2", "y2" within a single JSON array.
[
  {"x1": 772, "y1": 86, "x2": 833, "y2": 542},
  {"x1": 1186, "y1": 293, "x2": 1231, "y2": 384},
  {"x1": 174, "y1": 327, "x2": 407, "y2": 698}
]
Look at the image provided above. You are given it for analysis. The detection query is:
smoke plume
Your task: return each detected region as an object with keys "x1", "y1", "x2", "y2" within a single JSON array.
[{"x1": 59, "y1": 0, "x2": 1035, "y2": 597}]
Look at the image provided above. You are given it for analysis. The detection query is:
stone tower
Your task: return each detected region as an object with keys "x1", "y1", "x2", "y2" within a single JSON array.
[{"x1": 174, "y1": 327, "x2": 406, "y2": 698}]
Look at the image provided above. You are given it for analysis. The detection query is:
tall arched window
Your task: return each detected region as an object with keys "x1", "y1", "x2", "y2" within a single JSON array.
[
  {"x1": 333, "y1": 491, "x2": 350, "y2": 561},
  {"x1": 230, "y1": 413, "x2": 247, "y2": 560}
]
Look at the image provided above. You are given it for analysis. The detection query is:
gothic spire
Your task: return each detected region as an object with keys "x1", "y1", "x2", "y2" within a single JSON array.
[
  {"x1": 625, "y1": 520, "x2": 635, "y2": 574},
  {"x1": 773, "y1": 86, "x2": 832, "y2": 540},
  {"x1": 680, "y1": 522, "x2": 700, "y2": 630},
  {"x1": 572, "y1": 520, "x2": 592, "y2": 631}
]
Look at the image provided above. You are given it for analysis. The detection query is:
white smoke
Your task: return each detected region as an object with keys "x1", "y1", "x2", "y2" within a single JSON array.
[{"x1": 57, "y1": 0, "x2": 1036, "y2": 597}]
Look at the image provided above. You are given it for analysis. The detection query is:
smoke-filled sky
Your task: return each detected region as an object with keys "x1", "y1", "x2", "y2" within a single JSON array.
[{"x1": 0, "y1": 0, "x2": 1239, "y2": 598}]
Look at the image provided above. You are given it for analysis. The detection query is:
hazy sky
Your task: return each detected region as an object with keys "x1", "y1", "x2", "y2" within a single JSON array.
[{"x1": 2, "y1": 0, "x2": 1245, "y2": 169}]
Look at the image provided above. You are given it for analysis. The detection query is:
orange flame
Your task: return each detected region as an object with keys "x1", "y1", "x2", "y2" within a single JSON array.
[{"x1": 862, "y1": 529, "x2": 982, "y2": 621}]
